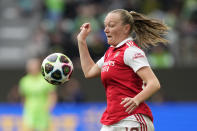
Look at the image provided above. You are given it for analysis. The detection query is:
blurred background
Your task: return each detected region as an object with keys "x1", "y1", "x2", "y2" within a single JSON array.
[{"x1": 0, "y1": 0, "x2": 197, "y2": 130}]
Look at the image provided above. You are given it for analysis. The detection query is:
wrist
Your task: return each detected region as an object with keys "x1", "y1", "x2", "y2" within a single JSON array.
[
  {"x1": 78, "y1": 39, "x2": 87, "y2": 45},
  {"x1": 133, "y1": 96, "x2": 141, "y2": 106},
  {"x1": 77, "y1": 34, "x2": 87, "y2": 43}
]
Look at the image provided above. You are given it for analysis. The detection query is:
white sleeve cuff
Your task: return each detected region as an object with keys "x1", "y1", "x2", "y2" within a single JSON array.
[{"x1": 96, "y1": 56, "x2": 104, "y2": 68}]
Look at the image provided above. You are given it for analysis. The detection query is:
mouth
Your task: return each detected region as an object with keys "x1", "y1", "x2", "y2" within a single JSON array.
[{"x1": 107, "y1": 35, "x2": 112, "y2": 39}]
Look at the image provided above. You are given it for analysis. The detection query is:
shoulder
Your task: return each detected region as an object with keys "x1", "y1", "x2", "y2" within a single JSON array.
[
  {"x1": 39, "y1": 74, "x2": 56, "y2": 89},
  {"x1": 124, "y1": 43, "x2": 149, "y2": 72},
  {"x1": 19, "y1": 75, "x2": 29, "y2": 90},
  {"x1": 124, "y1": 44, "x2": 146, "y2": 59},
  {"x1": 124, "y1": 40, "x2": 144, "y2": 51},
  {"x1": 19, "y1": 75, "x2": 29, "y2": 84}
]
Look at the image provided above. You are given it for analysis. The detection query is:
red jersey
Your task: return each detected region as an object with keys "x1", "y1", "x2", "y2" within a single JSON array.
[{"x1": 97, "y1": 37, "x2": 153, "y2": 125}]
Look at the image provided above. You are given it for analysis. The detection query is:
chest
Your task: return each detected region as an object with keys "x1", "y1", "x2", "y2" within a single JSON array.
[
  {"x1": 23, "y1": 78, "x2": 48, "y2": 95},
  {"x1": 102, "y1": 48, "x2": 124, "y2": 72},
  {"x1": 101, "y1": 46, "x2": 134, "y2": 81}
]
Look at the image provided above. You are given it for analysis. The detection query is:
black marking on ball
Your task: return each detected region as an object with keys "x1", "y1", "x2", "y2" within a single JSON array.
[
  {"x1": 44, "y1": 78, "x2": 50, "y2": 82},
  {"x1": 51, "y1": 70, "x2": 62, "y2": 80},
  {"x1": 41, "y1": 66, "x2": 45, "y2": 76},
  {"x1": 62, "y1": 65, "x2": 70, "y2": 76},
  {"x1": 60, "y1": 55, "x2": 69, "y2": 63},
  {"x1": 50, "y1": 80, "x2": 62, "y2": 85},
  {"x1": 45, "y1": 63, "x2": 54, "y2": 74},
  {"x1": 47, "y1": 54, "x2": 58, "y2": 62}
]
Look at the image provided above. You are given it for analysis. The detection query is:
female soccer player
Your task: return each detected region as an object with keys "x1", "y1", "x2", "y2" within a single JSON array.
[
  {"x1": 77, "y1": 9, "x2": 169, "y2": 131},
  {"x1": 19, "y1": 58, "x2": 57, "y2": 131}
]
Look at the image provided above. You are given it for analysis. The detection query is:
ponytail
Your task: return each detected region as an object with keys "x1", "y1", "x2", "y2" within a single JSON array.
[{"x1": 130, "y1": 11, "x2": 169, "y2": 47}]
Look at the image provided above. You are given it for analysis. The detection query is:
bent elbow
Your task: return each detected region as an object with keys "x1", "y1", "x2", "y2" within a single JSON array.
[
  {"x1": 150, "y1": 78, "x2": 161, "y2": 91},
  {"x1": 156, "y1": 80, "x2": 161, "y2": 90},
  {"x1": 84, "y1": 72, "x2": 93, "y2": 79},
  {"x1": 84, "y1": 74, "x2": 91, "y2": 78}
]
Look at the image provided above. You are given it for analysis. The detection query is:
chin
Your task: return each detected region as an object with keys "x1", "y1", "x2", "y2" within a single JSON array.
[
  {"x1": 107, "y1": 41, "x2": 113, "y2": 45},
  {"x1": 108, "y1": 42, "x2": 116, "y2": 47},
  {"x1": 107, "y1": 40, "x2": 117, "y2": 46}
]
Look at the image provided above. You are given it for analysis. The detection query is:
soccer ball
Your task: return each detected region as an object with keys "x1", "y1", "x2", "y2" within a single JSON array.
[{"x1": 41, "y1": 53, "x2": 73, "y2": 85}]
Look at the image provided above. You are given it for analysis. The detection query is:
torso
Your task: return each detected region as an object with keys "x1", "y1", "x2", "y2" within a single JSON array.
[{"x1": 99, "y1": 40, "x2": 153, "y2": 125}]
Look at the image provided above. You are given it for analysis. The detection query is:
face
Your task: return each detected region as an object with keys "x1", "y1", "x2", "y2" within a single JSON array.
[
  {"x1": 104, "y1": 13, "x2": 129, "y2": 46},
  {"x1": 26, "y1": 59, "x2": 41, "y2": 75}
]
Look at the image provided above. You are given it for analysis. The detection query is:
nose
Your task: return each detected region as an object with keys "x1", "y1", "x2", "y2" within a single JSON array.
[{"x1": 104, "y1": 26, "x2": 109, "y2": 33}]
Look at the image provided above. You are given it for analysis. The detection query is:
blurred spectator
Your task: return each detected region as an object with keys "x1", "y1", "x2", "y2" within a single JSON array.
[
  {"x1": 149, "y1": 90, "x2": 165, "y2": 103},
  {"x1": 18, "y1": 58, "x2": 57, "y2": 131},
  {"x1": 179, "y1": 4, "x2": 197, "y2": 66},
  {"x1": 48, "y1": 30, "x2": 65, "y2": 53},
  {"x1": 7, "y1": 84, "x2": 21, "y2": 102},
  {"x1": 47, "y1": 23, "x2": 79, "y2": 60},
  {"x1": 73, "y1": 3, "x2": 107, "y2": 59},
  {"x1": 18, "y1": 0, "x2": 35, "y2": 17},
  {"x1": 148, "y1": 45, "x2": 174, "y2": 69},
  {"x1": 3, "y1": 0, "x2": 196, "y2": 68},
  {"x1": 181, "y1": 0, "x2": 197, "y2": 20},
  {"x1": 43, "y1": 0, "x2": 66, "y2": 31},
  {"x1": 141, "y1": 0, "x2": 160, "y2": 13},
  {"x1": 26, "y1": 25, "x2": 50, "y2": 58},
  {"x1": 1, "y1": 0, "x2": 197, "y2": 103},
  {"x1": 58, "y1": 78, "x2": 84, "y2": 102}
]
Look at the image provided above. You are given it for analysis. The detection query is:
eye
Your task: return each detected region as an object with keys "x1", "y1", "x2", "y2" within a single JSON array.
[{"x1": 109, "y1": 23, "x2": 115, "y2": 27}]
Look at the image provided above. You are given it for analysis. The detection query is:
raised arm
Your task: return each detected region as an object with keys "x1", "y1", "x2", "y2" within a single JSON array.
[{"x1": 77, "y1": 23, "x2": 101, "y2": 78}]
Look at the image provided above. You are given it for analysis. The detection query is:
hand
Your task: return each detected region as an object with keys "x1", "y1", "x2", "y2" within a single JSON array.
[
  {"x1": 77, "y1": 23, "x2": 91, "y2": 43},
  {"x1": 120, "y1": 97, "x2": 140, "y2": 114}
]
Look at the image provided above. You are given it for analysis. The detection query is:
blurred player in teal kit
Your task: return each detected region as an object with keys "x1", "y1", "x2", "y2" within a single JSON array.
[{"x1": 19, "y1": 58, "x2": 57, "y2": 131}]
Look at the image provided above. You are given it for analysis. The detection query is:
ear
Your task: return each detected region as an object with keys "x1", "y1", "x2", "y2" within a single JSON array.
[{"x1": 124, "y1": 24, "x2": 131, "y2": 34}]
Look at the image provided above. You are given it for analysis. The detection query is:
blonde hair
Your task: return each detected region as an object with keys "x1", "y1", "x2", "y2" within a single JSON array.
[{"x1": 110, "y1": 9, "x2": 169, "y2": 48}]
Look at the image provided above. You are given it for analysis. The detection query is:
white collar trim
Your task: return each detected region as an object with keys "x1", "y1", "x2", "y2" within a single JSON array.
[{"x1": 111, "y1": 37, "x2": 133, "y2": 48}]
